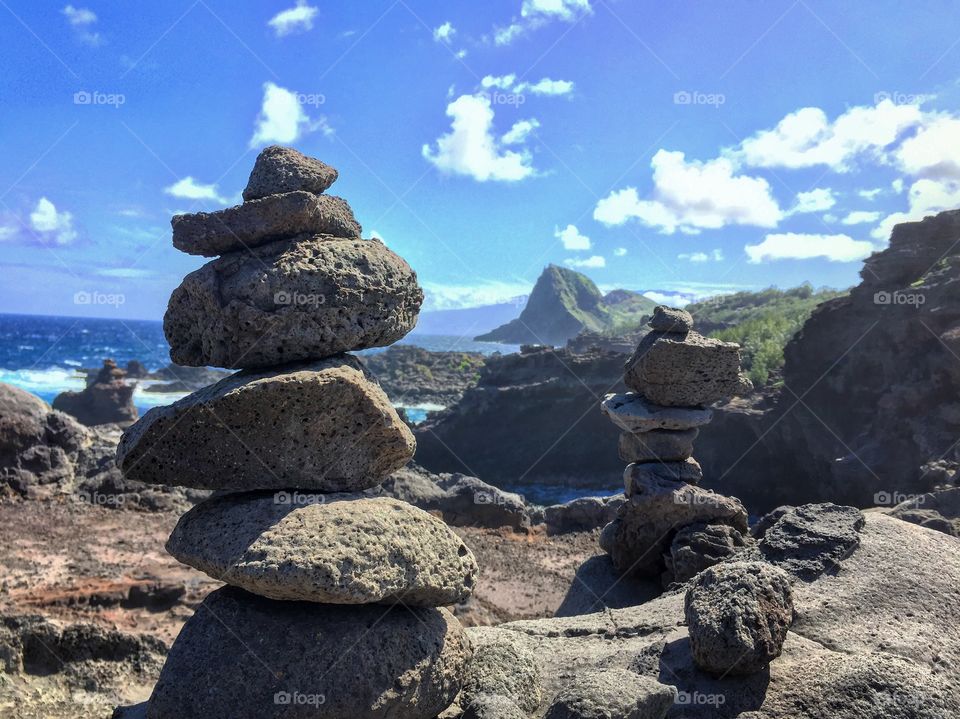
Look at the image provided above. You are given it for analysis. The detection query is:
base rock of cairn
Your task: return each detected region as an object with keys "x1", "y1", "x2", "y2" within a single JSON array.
[
  {"x1": 600, "y1": 306, "x2": 753, "y2": 583},
  {"x1": 117, "y1": 145, "x2": 475, "y2": 719}
]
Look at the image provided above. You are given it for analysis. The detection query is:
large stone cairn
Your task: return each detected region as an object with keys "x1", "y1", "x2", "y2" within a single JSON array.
[
  {"x1": 117, "y1": 146, "x2": 477, "y2": 719},
  {"x1": 599, "y1": 306, "x2": 754, "y2": 586}
]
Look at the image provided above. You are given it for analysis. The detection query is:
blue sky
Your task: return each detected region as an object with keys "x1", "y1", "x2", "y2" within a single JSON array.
[{"x1": 2, "y1": 0, "x2": 960, "y2": 319}]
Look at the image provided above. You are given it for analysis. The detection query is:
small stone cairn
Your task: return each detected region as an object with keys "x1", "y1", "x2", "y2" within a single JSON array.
[
  {"x1": 599, "y1": 306, "x2": 754, "y2": 586},
  {"x1": 117, "y1": 146, "x2": 477, "y2": 719}
]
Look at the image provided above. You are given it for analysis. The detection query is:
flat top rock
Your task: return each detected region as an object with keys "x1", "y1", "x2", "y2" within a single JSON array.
[
  {"x1": 243, "y1": 145, "x2": 338, "y2": 201},
  {"x1": 601, "y1": 392, "x2": 714, "y2": 431},
  {"x1": 755, "y1": 503, "x2": 865, "y2": 580},
  {"x1": 164, "y1": 234, "x2": 423, "y2": 369},
  {"x1": 166, "y1": 493, "x2": 478, "y2": 605},
  {"x1": 116, "y1": 355, "x2": 414, "y2": 492},
  {"x1": 171, "y1": 191, "x2": 360, "y2": 256},
  {"x1": 648, "y1": 305, "x2": 694, "y2": 334}
]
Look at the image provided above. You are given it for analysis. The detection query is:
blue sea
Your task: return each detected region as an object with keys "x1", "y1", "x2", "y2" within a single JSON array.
[{"x1": 0, "y1": 313, "x2": 519, "y2": 421}]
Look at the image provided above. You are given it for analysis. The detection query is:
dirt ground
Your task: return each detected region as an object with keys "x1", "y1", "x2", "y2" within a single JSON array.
[{"x1": 0, "y1": 498, "x2": 600, "y2": 644}]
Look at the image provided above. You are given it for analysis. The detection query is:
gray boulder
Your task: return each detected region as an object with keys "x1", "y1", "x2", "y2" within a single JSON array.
[
  {"x1": 466, "y1": 513, "x2": 960, "y2": 718},
  {"x1": 648, "y1": 305, "x2": 693, "y2": 334},
  {"x1": 602, "y1": 476, "x2": 748, "y2": 576},
  {"x1": 544, "y1": 494, "x2": 625, "y2": 534},
  {"x1": 461, "y1": 694, "x2": 526, "y2": 719},
  {"x1": 618, "y1": 428, "x2": 698, "y2": 463},
  {"x1": 543, "y1": 668, "x2": 675, "y2": 719},
  {"x1": 663, "y1": 522, "x2": 752, "y2": 587},
  {"x1": 171, "y1": 191, "x2": 360, "y2": 256},
  {"x1": 601, "y1": 392, "x2": 713, "y2": 432},
  {"x1": 117, "y1": 356, "x2": 414, "y2": 492},
  {"x1": 685, "y1": 561, "x2": 794, "y2": 676},
  {"x1": 164, "y1": 235, "x2": 423, "y2": 368},
  {"x1": 243, "y1": 145, "x2": 338, "y2": 201},
  {"x1": 888, "y1": 486, "x2": 960, "y2": 537},
  {"x1": 624, "y1": 332, "x2": 752, "y2": 406},
  {"x1": 624, "y1": 459, "x2": 703, "y2": 494},
  {"x1": 166, "y1": 493, "x2": 477, "y2": 605},
  {"x1": 460, "y1": 633, "x2": 543, "y2": 714},
  {"x1": 755, "y1": 503, "x2": 865, "y2": 580},
  {"x1": 145, "y1": 587, "x2": 469, "y2": 719}
]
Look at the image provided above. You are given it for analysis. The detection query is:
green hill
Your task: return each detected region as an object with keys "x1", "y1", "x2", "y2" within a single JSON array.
[
  {"x1": 475, "y1": 265, "x2": 657, "y2": 345},
  {"x1": 686, "y1": 284, "x2": 848, "y2": 386}
]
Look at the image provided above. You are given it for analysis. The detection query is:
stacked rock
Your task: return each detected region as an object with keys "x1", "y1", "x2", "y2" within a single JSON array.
[
  {"x1": 599, "y1": 306, "x2": 753, "y2": 586},
  {"x1": 117, "y1": 146, "x2": 477, "y2": 719}
]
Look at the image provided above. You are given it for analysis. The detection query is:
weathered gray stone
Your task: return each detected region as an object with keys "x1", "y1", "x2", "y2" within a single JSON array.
[
  {"x1": 663, "y1": 522, "x2": 752, "y2": 587},
  {"x1": 601, "y1": 392, "x2": 713, "y2": 432},
  {"x1": 117, "y1": 356, "x2": 414, "y2": 492},
  {"x1": 685, "y1": 561, "x2": 794, "y2": 676},
  {"x1": 164, "y1": 235, "x2": 423, "y2": 368},
  {"x1": 649, "y1": 305, "x2": 693, "y2": 334},
  {"x1": 145, "y1": 587, "x2": 469, "y2": 719},
  {"x1": 602, "y1": 475, "x2": 748, "y2": 577},
  {"x1": 619, "y1": 428, "x2": 699, "y2": 463},
  {"x1": 461, "y1": 694, "x2": 526, "y2": 719},
  {"x1": 171, "y1": 191, "x2": 360, "y2": 256},
  {"x1": 165, "y1": 493, "x2": 478, "y2": 605},
  {"x1": 460, "y1": 634, "x2": 543, "y2": 714},
  {"x1": 623, "y1": 459, "x2": 703, "y2": 494},
  {"x1": 624, "y1": 332, "x2": 753, "y2": 406},
  {"x1": 755, "y1": 503, "x2": 865, "y2": 581},
  {"x1": 243, "y1": 145, "x2": 338, "y2": 201},
  {"x1": 543, "y1": 668, "x2": 675, "y2": 719}
]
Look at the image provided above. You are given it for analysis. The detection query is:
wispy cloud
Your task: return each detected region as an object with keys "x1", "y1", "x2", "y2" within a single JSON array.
[{"x1": 268, "y1": 1, "x2": 319, "y2": 37}]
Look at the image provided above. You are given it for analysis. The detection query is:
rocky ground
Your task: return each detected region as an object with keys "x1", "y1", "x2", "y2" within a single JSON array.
[{"x1": 0, "y1": 497, "x2": 598, "y2": 719}]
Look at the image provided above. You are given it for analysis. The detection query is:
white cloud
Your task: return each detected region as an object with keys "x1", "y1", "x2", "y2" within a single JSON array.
[
  {"x1": 268, "y1": 1, "x2": 319, "y2": 37},
  {"x1": 29, "y1": 198, "x2": 77, "y2": 245},
  {"x1": 872, "y1": 178, "x2": 960, "y2": 241},
  {"x1": 62, "y1": 4, "x2": 101, "y2": 45},
  {"x1": 481, "y1": 74, "x2": 574, "y2": 96},
  {"x1": 613, "y1": 247, "x2": 627, "y2": 256},
  {"x1": 422, "y1": 94, "x2": 537, "y2": 182},
  {"x1": 0, "y1": 224, "x2": 18, "y2": 241},
  {"x1": 433, "y1": 21, "x2": 456, "y2": 43},
  {"x1": 163, "y1": 177, "x2": 229, "y2": 204},
  {"x1": 678, "y1": 248, "x2": 724, "y2": 263},
  {"x1": 494, "y1": 0, "x2": 591, "y2": 45},
  {"x1": 521, "y1": 0, "x2": 592, "y2": 21},
  {"x1": 892, "y1": 178, "x2": 905, "y2": 194},
  {"x1": 841, "y1": 210, "x2": 882, "y2": 225},
  {"x1": 736, "y1": 100, "x2": 923, "y2": 171},
  {"x1": 250, "y1": 82, "x2": 329, "y2": 147},
  {"x1": 788, "y1": 188, "x2": 836, "y2": 215},
  {"x1": 501, "y1": 118, "x2": 539, "y2": 145},
  {"x1": 62, "y1": 4, "x2": 96, "y2": 25},
  {"x1": 98, "y1": 268, "x2": 155, "y2": 279},
  {"x1": 745, "y1": 232, "x2": 874, "y2": 263},
  {"x1": 422, "y1": 279, "x2": 532, "y2": 311},
  {"x1": 642, "y1": 291, "x2": 692, "y2": 307},
  {"x1": 895, "y1": 116, "x2": 960, "y2": 180},
  {"x1": 369, "y1": 229, "x2": 384, "y2": 242},
  {"x1": 858, "y1": 187, "x2": 884, "y2": 201},
  {"x1": 594, "y1": 150, "x2": 782, "y2": 234},
  {"x1": 564, "y1": 254, "x2": 605, "y2": 268},
  {"x1": 517, "y1": 78, "x2": 574, "y2": 96},
  {"x1": 554, "y1": 223, "x2": 591, "y2": 250}
]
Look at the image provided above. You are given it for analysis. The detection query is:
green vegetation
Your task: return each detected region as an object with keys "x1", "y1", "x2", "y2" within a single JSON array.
[{"x1": 686, "y1": 284, "x2": 848, "y2": 386}]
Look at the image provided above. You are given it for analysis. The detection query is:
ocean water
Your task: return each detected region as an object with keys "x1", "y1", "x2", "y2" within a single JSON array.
[{"x1": 0, "y1": 313, "x2": 517, "y2": 417}]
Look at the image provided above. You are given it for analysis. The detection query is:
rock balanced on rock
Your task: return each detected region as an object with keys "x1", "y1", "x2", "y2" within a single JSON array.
[
  {"x1": 599, "y1": 306, "x2": 753, "y2": 585},
  {"x1": 117, "y1": 146, "x2": 476, "y2": 719}
]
